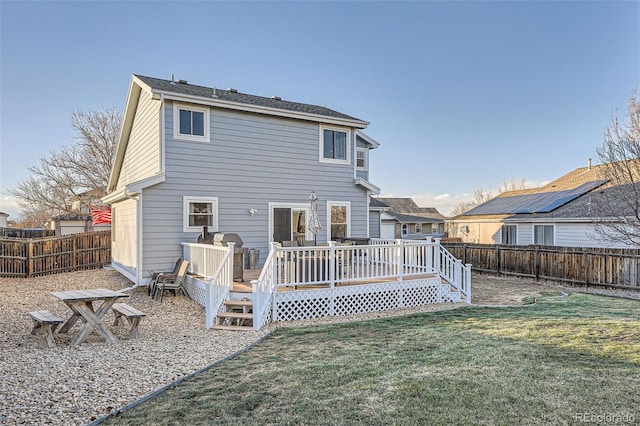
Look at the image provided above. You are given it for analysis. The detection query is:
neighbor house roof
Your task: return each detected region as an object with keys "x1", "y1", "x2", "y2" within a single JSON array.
[
  {"x1": 455, "y1": 161, "x2": 631, "y2": 222},
  {"x1": 374, "y1": 197, "x2": 445, "y2": 223}
]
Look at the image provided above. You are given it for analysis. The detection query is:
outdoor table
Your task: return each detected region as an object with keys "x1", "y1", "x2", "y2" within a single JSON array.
[{"x1": 51, "y1": 288, "x2": 129, "y2": 348}]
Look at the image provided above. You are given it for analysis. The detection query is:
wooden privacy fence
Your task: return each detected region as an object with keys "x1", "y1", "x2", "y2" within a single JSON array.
[
  {"x1": 442, "y1": 243, "x2": 640, "y2": 289},
  {"x1": 0, "y1": 231, "x2": 111, "y2": 278}
]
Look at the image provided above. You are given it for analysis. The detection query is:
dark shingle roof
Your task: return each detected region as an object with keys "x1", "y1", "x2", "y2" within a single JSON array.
[
  {"x1": 374, "y1": 197, "x2": 446, "y2": 221},
  {"x1": 135, "y1": 75, "x2": 364, "y2": 122}
]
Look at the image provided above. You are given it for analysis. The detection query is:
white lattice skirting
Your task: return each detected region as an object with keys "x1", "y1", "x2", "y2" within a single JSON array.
[{"x1": 272, "y1": 278, "x2": 459, "y2": 322}]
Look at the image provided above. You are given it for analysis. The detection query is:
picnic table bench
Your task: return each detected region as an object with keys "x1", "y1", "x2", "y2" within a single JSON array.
[
  {"x1": 28, "y1": 310, "x2": 64, "y2": 348},
  {"x1": 111, "y1": 303, "x2": 147, "y2": 339}
]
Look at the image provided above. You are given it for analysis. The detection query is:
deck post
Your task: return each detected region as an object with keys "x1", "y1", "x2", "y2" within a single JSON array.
[
  {"x1": 205, "y1": 280, "x2": 214, "y2": 329},
  {"x1": 396, "y1": 239, "x2": 403, "y2": 281},
  {"x1": 434, "y1": 238, "x2": 441, "y2": 277},
  {"x1": 465, "y1": 263, "x2": 472, "y2": 303},
  {"x1": 328, "y1": 241, "x2": 336, "y2": 316}
]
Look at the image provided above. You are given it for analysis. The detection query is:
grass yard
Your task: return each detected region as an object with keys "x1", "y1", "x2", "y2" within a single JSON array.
[{"x1": 108, "y1": 293, "x2": 640, "y2": 425}]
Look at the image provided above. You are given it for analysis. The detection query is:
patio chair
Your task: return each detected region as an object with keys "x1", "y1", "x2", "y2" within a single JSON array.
[
  {"x1": 153, "y1": 260, "x2": 190, "y2": 302},
  {"x1": 148, "y1": 258, "x2": 183, "y2": 297}
]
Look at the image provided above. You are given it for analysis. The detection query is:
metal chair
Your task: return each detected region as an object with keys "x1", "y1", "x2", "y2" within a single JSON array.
[
  {"x1": 153, "y1": 260, "x2": 190, "y2": 302},
  {"x1": 148, "y1": 258, "x2": 183, "y2": 297}
]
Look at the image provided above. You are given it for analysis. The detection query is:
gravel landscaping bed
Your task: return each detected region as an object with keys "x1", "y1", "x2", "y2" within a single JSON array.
[
  {"x1": 1, "y1": 269, "x2": 637, "y2": 425},
  {"x1": 0, "y1": 269, "x2": 269, "y2": 425}
]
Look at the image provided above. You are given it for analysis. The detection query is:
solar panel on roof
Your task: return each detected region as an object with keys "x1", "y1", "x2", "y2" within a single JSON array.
[{"x1": 463, "y1": 180, "x2": 607, "y2": 216}]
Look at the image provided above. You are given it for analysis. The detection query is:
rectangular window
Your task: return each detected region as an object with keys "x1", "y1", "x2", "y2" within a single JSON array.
[
  {"x1": 327, "y1": 201, "x2": 350, "y2": 240},
  {"x1": 533, "y1": 224, "x2": 553, "y2": 245},
  {"x1": 402, "y1": 224, "x2": 408, "y2": 235},
  {"x1": 415, "y1": 223, "x2": 422, "y2": 234},
  {"x1": 320, "y1": 126, "x2": 350, "y2": 164},
  {"x1": 174, "y1": 103, "x2": 209, "y2": 142},
  {"x1": 501, "y1": 225, "x2": 517, "y2": 245},
  {"x1": 356, "y1": 148, "x2": 367, "y2": 169},
  {"x1": 183, "y1": 196, "x2": 218, "y2": 232}
]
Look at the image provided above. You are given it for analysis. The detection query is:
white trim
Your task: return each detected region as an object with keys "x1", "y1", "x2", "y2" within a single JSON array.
[
  {"x1": 319, "y1": 125, "x2": 351, "y2": 165},
  {"x1": 355, "y1": 178, "x2": 380, "y2": 194},
  {"x1": 149, "y1": 88, "x2": 369, "y2": 129},
  {"x1": 183, "y1": 196, "x2": 219, "y2": 233},
  {"x1": 355, "y1": 130, "x2": 380, "y2": 149},
  {"x1": 533, "y1": 223, "x2": 555, "y2": 245},
  {"x1": 356, "y1": 147, "x2": 368, "y2": 170},
  {"x1": 127, "y1": 173, "x2": 166, "y2": 193},
  {"x1": 268, "y1": 202, "x2": 312, "y2": 243},
  {"x1": 327, "y1": 201, "x2": 351, "y2": 240},
  {"x1": 173, "y1": 102, "x2": 210, "y2": 143}
]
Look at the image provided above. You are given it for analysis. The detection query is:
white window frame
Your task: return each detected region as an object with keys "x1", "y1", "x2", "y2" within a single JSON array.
[
  {"x1": 533, "y1": 224, "x2": 554, "y2": 245},
  {"x1": 401, "y1": 224, "x2": 408, "y2": 235},
  {"x1": 356, "y1": 147, "x2": 368, "y2": 170},
  {"x1": 173, "y1": 102, "x2": 210, "y2": 142},
  {"x1": 319, "y1": 125, "x2": 351, "y2": 165},
  {"x1": 415, "y1": 223, "x2": 422, "y2": 234},
  {"x1": 501, "y1": 224, "x2": 517, "y2": 245},
  {"x1": 183, "y1": 196, "x2": 218, "y2": 233},
  {"x1": 327, "y1": 201, "x2": 351, "y2": 240}
]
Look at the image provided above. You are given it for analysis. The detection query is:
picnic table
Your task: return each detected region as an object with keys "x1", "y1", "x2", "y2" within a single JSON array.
[{"x1": 51, "y1": 288, "x2": 129, "y2": 348}]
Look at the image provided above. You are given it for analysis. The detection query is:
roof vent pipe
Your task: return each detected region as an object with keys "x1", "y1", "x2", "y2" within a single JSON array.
[
  {"x1": 170, "y1": 74, "x2": 176, "y2": 85},
  {"x1": 588, "y1": 158, "x2": 592, "y2": 170}
]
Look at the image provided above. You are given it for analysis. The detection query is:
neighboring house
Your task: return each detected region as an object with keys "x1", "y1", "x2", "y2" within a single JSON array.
[
  {"x1": 104, "y1": 74, "x2": 381, "y2": 285},
  {"x1": 46, "y1": 189, "x2": 111, "y2": 236},
  {"x1": 371, "y1": 197, "x2": 446, "y2": 240},
  {"x1": 46, "y1": 214, "x2": 111, "y2": 236},
  {"x1": 0, "y1": 212, "x2": 8, "y2": 228},
  {"x1": 447, "y1": 161, "x2": 637, "y2": 248}
]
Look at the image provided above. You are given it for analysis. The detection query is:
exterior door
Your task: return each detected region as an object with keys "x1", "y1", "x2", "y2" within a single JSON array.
[{"x1": 273, "y1": 208, "x2": 292, "y2": 243}]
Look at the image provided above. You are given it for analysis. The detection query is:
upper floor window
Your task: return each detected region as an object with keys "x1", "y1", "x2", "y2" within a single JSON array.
[
  {"x1": 415, "y1": 223, "x2": 422, "y2": 234},
  {"x1": 401, "y1": 224, "x2": 408, "y2": 235},
  {"x1": 501, "y1": 225, "x2": 517, "y2": 245},
  {"x1": 356, "y1": 148, "x2": 367, "y2": 169},
  {"x1": 174, "y1": 103, "x2": 210, "y2": 142},
  {"x1": 183, "y1": 196, "x2": 218, "y2": 232},
  {"x1": 320, "y1": 126, "x2": 350, "y2": 164},
  {"x1": 533, "y1": 224, "x2": 553, "y2": 245}
]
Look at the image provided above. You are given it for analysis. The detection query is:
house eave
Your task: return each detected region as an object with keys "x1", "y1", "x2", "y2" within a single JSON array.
[
  {"x1": 152, "y1": 91, "x2": 369, "y2": 129},
  {"x1": 355, "y1": 178, "x2": 380, "y2": 194},
  {"x1": 356, "y1": 130, "x2": 381, "y2": 149},
  {"x1": 102, "y1": 174, "x2": 166, "y2": 204}
]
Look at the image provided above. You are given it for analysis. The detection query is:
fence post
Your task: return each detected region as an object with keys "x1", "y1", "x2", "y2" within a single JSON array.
[
  {"x1": 396, "y1": 239, "x2": 404, "y2": 281},
  {"x1": 496, "y1": 245, "x2": 501, "y2": 275},
  {"x1": 434, "y1": 238, "x2": 441, "y2": 277},
  {"x1": 73, "y1": 235, "x2": 78, "y2": 271},
  {"x1": 27, "y1": 239, "x2": 33, "y2": 278},
  {"x1": 535, "y1": 246, "x2": 540, "y2": 282}
]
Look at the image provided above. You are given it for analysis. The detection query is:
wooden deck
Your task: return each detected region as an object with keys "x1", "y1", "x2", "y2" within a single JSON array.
[{"x1": 236, "y1": 267, "x2": 437, "y2": 293}]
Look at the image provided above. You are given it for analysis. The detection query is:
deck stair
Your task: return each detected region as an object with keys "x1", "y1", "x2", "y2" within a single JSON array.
[{"x1": 212, "y1": 284, "x2": 254, "y2": 331}]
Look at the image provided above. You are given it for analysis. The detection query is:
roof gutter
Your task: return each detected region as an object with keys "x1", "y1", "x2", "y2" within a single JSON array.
[{"x1": 151, "y1": 91, "x2": 369, "y2": 129}]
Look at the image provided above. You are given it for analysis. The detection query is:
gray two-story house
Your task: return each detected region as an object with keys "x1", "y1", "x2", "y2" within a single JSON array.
[{"x1": 104, "y1": 75, "x2": 380, "y2": 285}]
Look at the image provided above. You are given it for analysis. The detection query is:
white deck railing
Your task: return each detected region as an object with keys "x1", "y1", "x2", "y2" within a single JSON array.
[
  {"x1": 181, "y1": 242, "x2": 234, "y2": 328},
  {"x1": 183, "y1": 238, "x2": 471, "y2": 330}
]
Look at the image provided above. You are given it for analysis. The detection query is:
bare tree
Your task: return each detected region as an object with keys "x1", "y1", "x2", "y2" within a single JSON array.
[
  {"x1": 591, "y1": 88, "x2": 640, "y2": 246},
  {"x1": 450, "y1": 188, "x2": 494, "y2": 216},
  {"x1": 451, "y1": 177, "x2": 530, "y2": 216},
  {"x1": 10, "y1": 107, "x2": 121, "y2": 222}
]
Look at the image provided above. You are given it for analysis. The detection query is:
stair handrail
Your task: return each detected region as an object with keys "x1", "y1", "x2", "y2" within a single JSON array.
[
  {"x1": 436, "y1": 239, "x2": 472, "y2": 303},
  {"x1": 204, "y1": 245, "x2": 234, "y2": 328},
  {"x1": 252, "y1": 242, "x2": 278, "y2": 330}
]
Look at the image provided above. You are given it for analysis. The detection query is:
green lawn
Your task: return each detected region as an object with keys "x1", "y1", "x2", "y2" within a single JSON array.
[{"x1": 108, "y1": 293, "x2": 640, "y2": 425}]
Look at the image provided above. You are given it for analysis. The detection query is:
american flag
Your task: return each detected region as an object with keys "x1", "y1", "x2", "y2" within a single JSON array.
[{"x1": 91, "y1": 206, "x2": 112, "y2": 225}]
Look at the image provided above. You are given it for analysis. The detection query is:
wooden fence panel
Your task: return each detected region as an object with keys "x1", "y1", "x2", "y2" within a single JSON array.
[
  {"x1": 442, "y1": 243, "x2": 640, "y2": 289},
  {"x1": 0, "y1": 231, "x2": 111, "y2": 278}
]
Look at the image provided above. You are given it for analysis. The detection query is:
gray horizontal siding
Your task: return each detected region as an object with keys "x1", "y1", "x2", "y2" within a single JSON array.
[{"x1": 139, "y1": 102, "x2": 370, "y2": 271}]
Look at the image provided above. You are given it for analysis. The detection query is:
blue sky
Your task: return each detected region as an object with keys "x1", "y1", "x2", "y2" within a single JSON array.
[{"x1": 1, "y1": 1, "x2": 638, "y2": 219}]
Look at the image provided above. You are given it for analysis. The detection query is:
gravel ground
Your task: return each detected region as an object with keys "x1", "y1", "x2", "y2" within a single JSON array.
[{"x1": 0, "y1": 269, "x2": 637, "y2": 425}]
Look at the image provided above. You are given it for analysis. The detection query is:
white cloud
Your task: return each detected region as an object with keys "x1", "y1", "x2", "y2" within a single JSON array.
[{"x1": 0, "y1": 194, "x2": 22, "y2": 219}]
